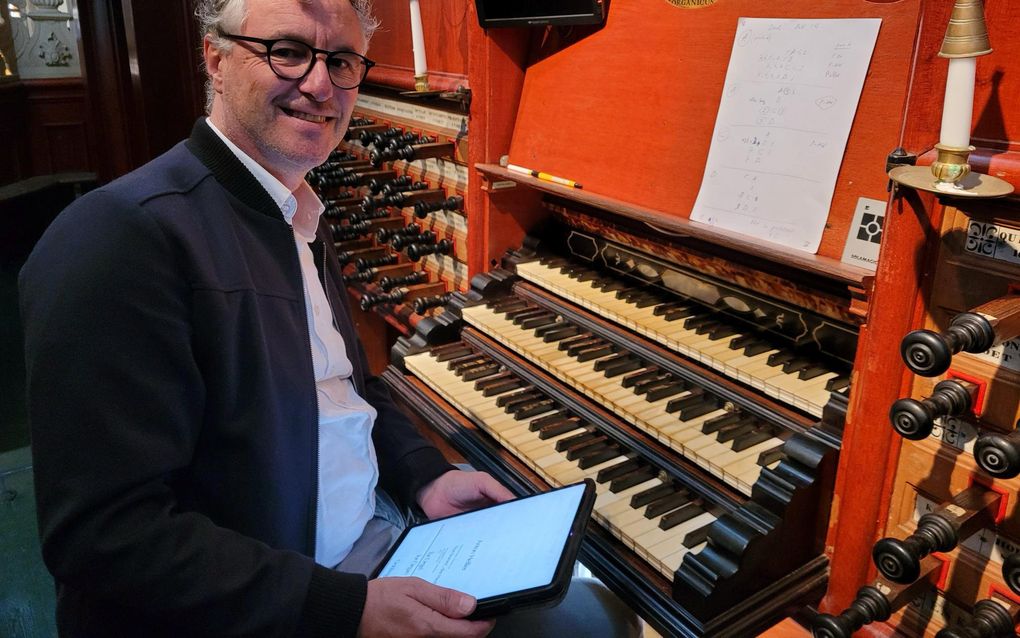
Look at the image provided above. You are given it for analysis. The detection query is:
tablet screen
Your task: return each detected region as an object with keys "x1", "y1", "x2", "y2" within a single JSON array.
[{"x1": 376, "y1": 482, "x2": 589, "y2": 600}]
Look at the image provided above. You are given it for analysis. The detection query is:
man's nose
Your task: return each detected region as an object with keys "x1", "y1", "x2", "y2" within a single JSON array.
[{"x1": 299, "y1": 54, "x2": 335, "y2": 101}]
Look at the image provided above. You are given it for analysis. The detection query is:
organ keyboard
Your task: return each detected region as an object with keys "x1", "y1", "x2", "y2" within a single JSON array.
[{"x1": 386, "y1": 218, "x2": 850, "y2": 636}]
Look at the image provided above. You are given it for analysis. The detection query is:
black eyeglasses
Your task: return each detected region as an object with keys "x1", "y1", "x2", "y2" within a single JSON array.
[{"x1": 219, "y1": 33, "x2": 375, "y2": 90}]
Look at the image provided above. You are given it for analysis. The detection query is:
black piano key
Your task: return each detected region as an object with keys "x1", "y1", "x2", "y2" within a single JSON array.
[
  {"x1": 707, "y1": 324, "x2": 739, "y2": 341},
  {"x1": 798, "y1": 364, "x2": 832, "y2": 380},
  {"x1": 597, "y1": 280, "x2": 628, "y2": 293},
  {"x1": 766, "y1": 351, "x2": 796, "y2": 367},
  {"x1": 677, "y1": 399, "x2": 720, "y2": 421},
  {"x1": 559, "y1": 334, "x2": 597, "y2": 352},
  {"x1": 693, "y1": 320, "x2": 722, "y2": 336},
  {"x1": 574, "y1": 270, "x2": 600, "y2": 283},
  {"x1": 663, "y1": 305, "x2": 699, "y2": 322},
  {"x1": 826, "y1": 375, "x2": 851, "y2": 392},
  {"x1": 602, "y1": 358, "x2": 643, "y2": 378},
  {"x1": 460, "y1": 362, "x2": 501, "y2": 381},
  {"x1": 659, "y1": 501, "x2": 706, "y2": 530},
  {"x1": 566, "y1": 337, "x2": 603, "y2": 356},
  {"x1": 430, "y1": 342, "x2": 473, "y2": 362},
  {"x1": 609, "y1": 468, "x2": 658, "y2": 493},
  {"x1": 622, "y1": 368, "x2": 663, "y2": 388},
  {"x1": 757, "y1": 445, "x2": 786, "y2": 467},
  {"x1": 701, "y1": 411, "x2": 742, "y2": 434},
  {"x1": 538, "y1": 418, "x2": 584, "y2": 439},
  {"x1": 555, "y1": 431, "x2": 601, "y2": 453},
  {"x1": 666, "y1": 389, "x2": 706, "y2": 413},
  {"x1": 644, "y1": 490, "x2": 691, "y2": 518},
  {"x1": 630, "y1": 483, "x2": 677, "y2": 509},
  {"x1": 520, "y1": 314, "x2": 557, "y2": 330},
  {"x1": 632, "y1": 294, "x2": 664, "y2": 309},
  {"x1": 715, "y1": 421, "x2": 757, "y2": 443},
  {"x1": 727, "y1": 333, "x2": 760, "y2": 350},
  {"x1": 480, "y1": 377, "x2": 526, "y2": 397},
  {"x1": 683, "y1": 523, "x2": 713, "y2": 548},
  {"x1": 489, "y1": 297, "x2": 528, "y2": 313},
  {"x1": 644, "y1": 382, "x2": 687, "y2": 402},
  {"x1": 538, "y1": 255, "x2": 566, "y2": 267},
  {"x1": 683, "y1": 315, "x2": 715, "y2": 331},
  {"x1": 593, "y1": 352, "x2": 634, "y2": 372},
  {"x1": 652, "y1": 301, "x2": 686, "y2": 317},
  {"x1": 542, "y1": 325, "x2": 582, "y2": 343},
  {"x1": 533, "y1": 320, "x2": 566, "y2": 338},
  {"x1": 446, "y1": 352, "x2": 485, "y2": 370},
  {"x1": 615, "y1": 287, "x2": 644, "y2": 302},
  {"x1": 565, "y1": 439, "x2": 610, "y2": 461},
  {"x1": 595, "y1": 458, "x2": 644, "y2": 483},
  {"x1": 528, "y1": 411, "x2": 571, "y2": 431},
  {"x1": 474, "y1": 370, "x2": 512, "y2": 390},
  {"x1": 504, "y1": 305, "x2": 541, "y2": 321},
  {"x1": 501, "y1": 393, "x2": 544, "y2": 413},
  {"x1": 780, "y1": 358, "x2": 812, "y2": 374},
  {"x1": 575, "y1": 344, "x2": 617, "y2": 362},
  {"x1": 732, "y1": 427, "x2": 779, "y2": 452},
  {"x1": 743, "y1": 340, "x2": 775, "y2": 356},
  {"x1": 495, "y1": 387, "x2": 538, "y2": 407},
  {"x1": 578, "y1": 446, "x2": 622, "y2": 469},
  {"x1": 513, "y1": 399, "x2": 556, "y2": 419}
]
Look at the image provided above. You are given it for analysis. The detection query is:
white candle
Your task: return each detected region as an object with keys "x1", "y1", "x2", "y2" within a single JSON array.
[
  {"x1": 409, "y1": 0, "x2": 428, "y2": 78},
  {"x1": 939, "y1": 56, "x2": 977, "y2": 149}
]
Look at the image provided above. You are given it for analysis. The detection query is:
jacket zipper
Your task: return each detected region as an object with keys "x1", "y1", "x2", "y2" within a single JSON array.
[{"x1": 293, "y1": 229, "x2": 321, "y2": 557}]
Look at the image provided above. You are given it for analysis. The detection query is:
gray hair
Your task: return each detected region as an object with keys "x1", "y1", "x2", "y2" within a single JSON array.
[{"x1": 197, "y1": 0, "x2": 379, "y2": 112}]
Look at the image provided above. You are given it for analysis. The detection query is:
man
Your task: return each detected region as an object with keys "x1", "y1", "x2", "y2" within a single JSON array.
[{"x1": 20, "y1": 0, "x2": 513, "y2": 635}]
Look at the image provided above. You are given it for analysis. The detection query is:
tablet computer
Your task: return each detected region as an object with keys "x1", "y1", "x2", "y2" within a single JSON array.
[{"x1": 372, "y1": 480, "x2": 596, "y2": 619}]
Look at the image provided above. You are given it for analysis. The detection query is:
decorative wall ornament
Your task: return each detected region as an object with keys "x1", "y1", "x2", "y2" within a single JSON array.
[{"x1": 13, "y1": 0, "x2": 81, "y2": 79}]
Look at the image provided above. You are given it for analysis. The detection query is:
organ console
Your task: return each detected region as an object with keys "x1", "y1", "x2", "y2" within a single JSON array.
[{"x1": 324, "y1": 0, "x2": 1020, "y2": 635}]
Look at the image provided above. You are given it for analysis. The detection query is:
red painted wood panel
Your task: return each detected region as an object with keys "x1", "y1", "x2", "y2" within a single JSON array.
[
  {"x1": 365, "y1": 1, "x2": 471, "y2": 91},
  {"x1": 508, "y1": 0, "x2": 925, "y2": 261}
]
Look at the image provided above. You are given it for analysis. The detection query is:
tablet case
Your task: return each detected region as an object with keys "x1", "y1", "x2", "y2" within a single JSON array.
[{"x1": 371, "y1": 479, "x2": 596, "y2": 619}]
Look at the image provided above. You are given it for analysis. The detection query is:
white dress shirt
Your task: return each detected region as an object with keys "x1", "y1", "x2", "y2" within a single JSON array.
[{"x1": 208, "y1": 120, "x2": 378, "y2": 567}]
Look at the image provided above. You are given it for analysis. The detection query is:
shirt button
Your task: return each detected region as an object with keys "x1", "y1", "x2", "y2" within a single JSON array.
[{"x1": 314, "y1": 305, "x2": 321, "y2": 316}]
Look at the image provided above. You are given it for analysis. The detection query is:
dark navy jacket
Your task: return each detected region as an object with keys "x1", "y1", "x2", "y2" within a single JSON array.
[{"x1": 19, "y1": 119, "x2": 452, "y2": 637}]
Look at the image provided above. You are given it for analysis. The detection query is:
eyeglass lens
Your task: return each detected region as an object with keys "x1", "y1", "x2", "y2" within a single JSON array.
[{"x1": 267, "y1": 40, "x2": 367, "y2": 88}]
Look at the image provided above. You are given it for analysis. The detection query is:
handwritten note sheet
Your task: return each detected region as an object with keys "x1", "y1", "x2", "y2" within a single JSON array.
[{"x1": 690, "y1": 18, "x2": 881, "y2": 253}]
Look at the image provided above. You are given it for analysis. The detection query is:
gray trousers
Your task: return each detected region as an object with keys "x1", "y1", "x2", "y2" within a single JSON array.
[{"x1": 336, "y1": 488, "x2": 643, "y2": 637}]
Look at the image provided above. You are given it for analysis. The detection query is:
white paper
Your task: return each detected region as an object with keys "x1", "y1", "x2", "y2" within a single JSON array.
[{"x1": 690, "y1": 18, "x2": 882, "y2": 253}]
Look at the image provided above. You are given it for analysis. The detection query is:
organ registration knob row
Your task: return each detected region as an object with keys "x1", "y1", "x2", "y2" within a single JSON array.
[{"x1": 900, "y1": 293, "x2": 1020, "y2": 377}]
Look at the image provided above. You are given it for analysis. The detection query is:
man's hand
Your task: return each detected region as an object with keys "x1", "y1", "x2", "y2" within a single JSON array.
[
  {"x1": 358, "y1": 577, "x2": 494, "y2": 638},
  {"x1": 416, "y1": 470, "x2": 515, "y2": 520}
]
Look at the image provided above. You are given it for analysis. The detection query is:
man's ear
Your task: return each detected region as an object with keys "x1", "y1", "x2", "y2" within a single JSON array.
[{"x1": 203, "y1": 34, "x2": 225, "y2": 94}]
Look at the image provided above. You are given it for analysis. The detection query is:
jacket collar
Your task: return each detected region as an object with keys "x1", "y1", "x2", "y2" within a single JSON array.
[{"x1": 185, "y1": 117, "x2": 285, "y2": 223}]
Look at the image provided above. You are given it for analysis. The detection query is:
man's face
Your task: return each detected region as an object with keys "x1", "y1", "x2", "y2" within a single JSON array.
[{"x1": 206, "y1": 0, "x2": 366, "y2": 185}]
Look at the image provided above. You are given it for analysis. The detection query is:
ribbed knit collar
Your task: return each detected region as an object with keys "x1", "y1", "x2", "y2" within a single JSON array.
[{"x1": 185, "y1": 117, "x2": 285, "y2": 223}]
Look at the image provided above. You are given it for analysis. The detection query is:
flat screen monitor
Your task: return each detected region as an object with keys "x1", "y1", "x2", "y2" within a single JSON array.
[{"x1": 475, "y1": 0, "x2": 606, "y2": 28}]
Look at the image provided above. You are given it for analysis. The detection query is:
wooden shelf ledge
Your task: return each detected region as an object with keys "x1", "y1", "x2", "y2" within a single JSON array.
[{"x1": 476, "y1": 163, "x2": 873, "y2": 288}]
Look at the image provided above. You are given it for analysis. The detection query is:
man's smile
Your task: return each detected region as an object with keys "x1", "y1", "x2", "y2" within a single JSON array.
[{"x1": 281, "y1": 107, "x2": 333, "y2": 124}]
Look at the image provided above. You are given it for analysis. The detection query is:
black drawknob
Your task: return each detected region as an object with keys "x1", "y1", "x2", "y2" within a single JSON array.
[
  {"x1": 934, "y1": 599, "x2": 1015, "y2": 638},
  {"x1": 1004, "y1": 552, "x2": 1020, "y2": 595},
  {"x1": 392, "y1": 231, "x2": 435, "y2": 251},
  {"x1": 889, "y1": 379, "x2": 974, "y2": 440},
  {"x1": 344, "y1": 268, "x2": 377, "y2": 283},
  {"x1": 974, "y1": 428, "x2": 1020, "y2": 479},
  {"x1": 407, "y1": 239, "x2": 453, "y2": 262},
  {"x1": 377, "y1": 223, "x2": 421, "y2": 244},
  {"x1": 811, "y1": 585, "x2": 892, "y2": 638},
  {"x1": 901, "y1": 314, "x2": 996, "y2": 377},
  {"x1": 370, "y1": 175, "x2": 411, "y2": 195},
  {"x1": 379, "y1": 271, "x2": 428, "y2": 291},
  {"x1": 354, "y1": 254, "x2": 398, "y2": 271},
  {"x1": 359, "y1": 288, "x2": 406, "y2": 311},
  {"x1": 412, "y1": 293, "x2": 452, "y2": 315},
  {"x1": 873, "y1": 513, "x2": 958, "y2": 583}
]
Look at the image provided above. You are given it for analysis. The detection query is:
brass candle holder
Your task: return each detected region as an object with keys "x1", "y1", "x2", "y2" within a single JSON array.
[{"x1": 888, "y1": 0, "x2": 1013, "y2": 198}]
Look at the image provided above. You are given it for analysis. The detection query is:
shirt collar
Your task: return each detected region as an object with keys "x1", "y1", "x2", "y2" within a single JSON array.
[{"x1": 205, "y1": 119, "x2": 324, "y2": 241}]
